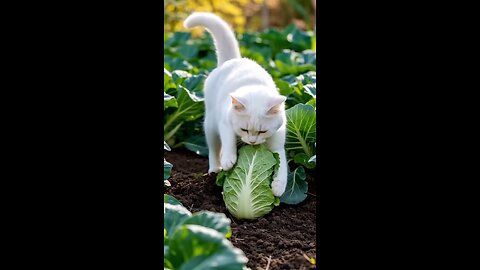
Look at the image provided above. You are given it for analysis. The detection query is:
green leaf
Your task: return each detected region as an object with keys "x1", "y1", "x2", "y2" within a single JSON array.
[
  {"x1": 308, "y1": 155, "x2": 316, "y2": 163},
  {"x1": 282, "y1": 22, "x2": 313, "y2": 49},
  {"x1": 274, "y1": 49, "x2": 316, "y2": 76},
  {"x1": 302, "y1": 50, "x2": 316, "y2": 65},
  {"x1": 164, "y1": 246, "x2": 173, "y2": 269},
  {"x1": 259, "y1": 28, "x2": 291, "y2": 56},
  {"x1": 215, "y1": 170, "x2": 228, "y2": 187},
  {"x1": 164, "y1": 67, "x2": 171, "y2": 78},
  {"x1": 166, "y1": 225, "x2": 248, "y2": 270},
  {"x1": 240, "y1": 46, "x2": 270, "y2": 66},
  {"x1": 281, "y1": 72, "x2": 316, "y2": 108},
  {"x1": 165, "y1": 32, "x2": 192, "y2": 47},
  {"x1": 164, "y1": 55, "x2": 193, "y2": 71},
  {"x1": 274, "y1": 78, "x2": 293, "y2": 96},
  {"x1": 164, "y1": 203, "x2": 233, "y2": 239},
  {"x1": 174, "y1": 85, "x2": 204, "y2": 121},
  {"x1": 182, "y1": 211, "x2": 232, "y2": 238},
  {"x1": 306, "y1": 97, "x2": 316, "y2": 108},
  {"x1": 164, "y1": 141, "x2": 171, "y2": 151},
  {"x1": 280, "y1": 166, "x2": 308, "y2": 205},
  {"x1": 303, "y1": 84, "x2": 316, "y2": 98},
  {"x1": 284, "y1": 71, "x2": 316, "y2": 88},
  {"x1": 183, "y1": 135, "x2": 208, "y2": 157},
  {"x1": 183, "y1": 74, "x2": 207, "y2": 96},
  {"x1": 172, "y1": 70, "x2": 192, "y2": 85},
  {"x1": 164, "y1": 68, "x2": 176, "y2": 93},
  {"x1": 223, "y1": 145, "x2": 278, "y2": 220},
  {"x1": 177, "y1": 85, "x2": 203, "y2": 112},
  {"x1": 177, "y1": 43, "x2": 199, "y2": 60},
  {"x1": 273, "y1": 197, "x2": 281, "y2": 206},
  {"x1": 293, "y1": 153, "x2": 316, "y2": 169},
  {"x1": 164, "y1": 75, "x2": 206, "y2": 141},
  {"x1": 164, "y1": 194, "x2": 183, "y2": 206},
  {"x1": 197, "y1": 58, "x2": 217, "y2": 72},
  {"x1": 164, "y1": 159, "x2": 173, "y2": 180},
  {"x1": 275, "y1": 50, "x2": 300, "y2": 67},
  {"x1": 285, "y1": 104, "x2": 316, "y2": 159},
  {"x1": 164, "y1": 203, "x2": 192, "y2": 238},
  {"x1": 164, "y1": 93, "x2": 178, "y2": 110}
]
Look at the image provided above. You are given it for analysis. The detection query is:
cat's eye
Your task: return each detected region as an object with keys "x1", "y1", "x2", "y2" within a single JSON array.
[
  {"x1": 241, "y1": 128, "x2": 248, "y2": 133},
  {"x1": 258, "y1": 130, "x2": 267, "y2": 134}
]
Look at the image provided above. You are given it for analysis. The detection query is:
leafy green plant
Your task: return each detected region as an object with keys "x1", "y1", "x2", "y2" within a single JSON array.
[
  {"x1": 285, "y1": 103, "x2": 316, "y2": 169},
  {"x1": 216, "y1": 144, "x2": 280, "y2": 220},
  {"x1": 271, "y1": 49, "x2": 316, "y2": 78},
  {"x1": 280, "y1": 71, "x2": 316, "y2": 108},
  {"x1": 164, "y1": 197, "x2": 248, "y2": 270},
  {"x1": 164, "y1": 69, "x2": 206, "y2": 149},
  {"x1": 239, "y1": 24, "x2": 314, "y2": 59},
  {"x1": 164, "y1": 194, "x2": 182, "y2": 206},
  {"x1": 164, "y1": 141, "x2": 173, "y2": 187},
  {"x1": 165, "y1": 23, "x2": 315, "y2": 79},
  {"x1": 280, "y1": 166, "x2": 308, "y2": 204}
]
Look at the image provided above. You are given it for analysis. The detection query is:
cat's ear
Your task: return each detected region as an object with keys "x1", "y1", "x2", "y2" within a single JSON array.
[
  {"x1": 230, "y1": 94, "x2": 247, "y2": 112},
  {"x1": 267, "y1": 95, "x2": 287, "y2": 115}
]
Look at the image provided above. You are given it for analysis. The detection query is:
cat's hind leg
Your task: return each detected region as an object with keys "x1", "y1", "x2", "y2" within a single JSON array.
[{"x1": 204, "y1": 119, "x2": 222, "y2": 174}]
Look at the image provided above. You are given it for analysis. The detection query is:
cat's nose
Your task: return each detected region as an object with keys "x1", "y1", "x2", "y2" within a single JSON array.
[{"x1": 248, "y1": 139, "x2": 256, "y2": 144}]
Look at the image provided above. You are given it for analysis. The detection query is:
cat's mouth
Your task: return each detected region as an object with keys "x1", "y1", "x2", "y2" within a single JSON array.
[{"x1": 241, "y1": 139, "x2": 264, "y2": 145}]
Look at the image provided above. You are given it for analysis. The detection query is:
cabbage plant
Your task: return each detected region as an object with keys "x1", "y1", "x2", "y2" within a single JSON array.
[
  {"x1": 164, "y1": 197, "x2": 248, "y2": 270},
  {"x1": 216, "y1": 145, "x2": 280, "y2": 220}
]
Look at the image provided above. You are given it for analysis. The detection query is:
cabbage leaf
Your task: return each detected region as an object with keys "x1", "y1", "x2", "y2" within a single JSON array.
[{"x1": 221, "y1": 145, "x2": 279, "y2": 220}]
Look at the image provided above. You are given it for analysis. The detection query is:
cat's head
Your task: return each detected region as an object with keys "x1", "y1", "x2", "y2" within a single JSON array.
[{"x1": 228, "y1": 87, "x2": 286, "y2": 145}]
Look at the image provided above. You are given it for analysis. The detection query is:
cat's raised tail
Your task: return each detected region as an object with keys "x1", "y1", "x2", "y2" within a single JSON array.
[{"x1": 184, "y1": 12, "x2": 241, "y2": 66}]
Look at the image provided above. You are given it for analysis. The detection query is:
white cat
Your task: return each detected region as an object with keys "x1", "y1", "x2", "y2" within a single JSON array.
[{"x1": 184, "y1": 12, "x2": 288, "y2": 197}]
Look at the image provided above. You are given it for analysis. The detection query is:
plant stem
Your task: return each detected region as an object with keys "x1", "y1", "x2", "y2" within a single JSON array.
[
  {"x1": 164, "y1": 121, "x2": 183, "y2": 142},
  {"x1": 164, "y1": 111, "x2": 180, "y2": 132},
  {"x1": 172, "y1": 142, "x2": 184, "y2": 148},
  {"x1": 296, "y1": 130, "x2": 312, "y2": 157}
]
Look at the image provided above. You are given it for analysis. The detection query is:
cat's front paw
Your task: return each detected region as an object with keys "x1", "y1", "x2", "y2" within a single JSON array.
[
  {"x1": 220, "y1": 152, "x2": 237, "y2": 171},
  {"x1": 208, "y1": 166, "x2": 222, "y2": 174},
  {"x1": 271, "y1": 176, "x2": 287, "y2": 197}
]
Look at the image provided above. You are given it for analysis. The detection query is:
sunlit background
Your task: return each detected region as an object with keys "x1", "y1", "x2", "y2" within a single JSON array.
[{"x1": 164, "y1": 0, "x2": 316, "y2": 36}]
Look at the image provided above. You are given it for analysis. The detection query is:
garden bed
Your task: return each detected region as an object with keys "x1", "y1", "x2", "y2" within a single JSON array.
[{"x1": 165, "y1": 149, "x2": 316, "y2": 270}]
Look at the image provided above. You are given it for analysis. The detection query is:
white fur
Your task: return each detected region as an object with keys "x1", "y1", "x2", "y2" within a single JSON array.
[
  {"x1": 184, "y1": 12, "x2": 288, "y2": 197},
  {"x1": 184, "y1": 12, "x2": 241, "y2": 66}
]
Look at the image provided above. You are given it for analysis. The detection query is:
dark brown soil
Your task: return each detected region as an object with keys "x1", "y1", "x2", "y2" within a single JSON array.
[{"x1": 165, "y1": 149, "x2": 317, "y2": 270}]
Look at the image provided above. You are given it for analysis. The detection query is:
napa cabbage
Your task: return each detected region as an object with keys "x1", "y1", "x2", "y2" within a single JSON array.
[{"x1": 216, "y1": 144, "x2": 280, "y2": 220}]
